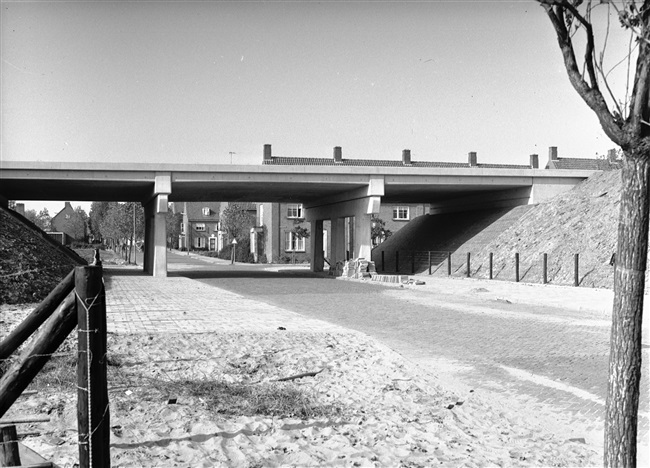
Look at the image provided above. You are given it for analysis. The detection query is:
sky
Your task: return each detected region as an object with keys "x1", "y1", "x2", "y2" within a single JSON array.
[{"x1": 1, "y1": 0, "x2": 636, "y2": 214}]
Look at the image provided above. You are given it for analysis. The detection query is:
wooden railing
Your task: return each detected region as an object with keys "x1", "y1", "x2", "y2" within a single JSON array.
[{"x1": 0, "y1": 250, "x2": 109, "y2": 468}]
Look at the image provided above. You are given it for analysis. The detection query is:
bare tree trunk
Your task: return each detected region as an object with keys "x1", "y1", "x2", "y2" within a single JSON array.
[{"x1": 605, "y1": 149, "x2": 650, "y2": 467}]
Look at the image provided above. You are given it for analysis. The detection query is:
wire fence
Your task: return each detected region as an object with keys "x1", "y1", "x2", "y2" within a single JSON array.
[{"x1": 375, "y1": 249, "x2": 612, "y2": 288}]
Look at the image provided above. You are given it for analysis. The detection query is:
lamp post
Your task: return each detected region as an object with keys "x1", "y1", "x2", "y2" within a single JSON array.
[{"x1": 231, "y1": 238, "x2": 238, "y2": 264}]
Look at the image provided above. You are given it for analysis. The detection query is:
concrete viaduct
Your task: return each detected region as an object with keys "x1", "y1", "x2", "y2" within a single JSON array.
[{"x1": 0, "y1": 151, "x2": 597, "y2": 277}]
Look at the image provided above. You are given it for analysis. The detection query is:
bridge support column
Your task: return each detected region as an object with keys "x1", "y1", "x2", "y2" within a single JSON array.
[
  {"x1": 354, "y1": 213, "x2": 373, "y2": 260},
  {"x1": 144, "y1": 173, "x2": 171, "y2": 277},
  {"x1": 310, "y1": 219, "x2": 324, "y2": 272},
  {"x1": 330, "y1": 217, "x2": 346, "y2": 269},
  {"x1": 305, "y1": 196, "x2": 381, "y2": 267}
]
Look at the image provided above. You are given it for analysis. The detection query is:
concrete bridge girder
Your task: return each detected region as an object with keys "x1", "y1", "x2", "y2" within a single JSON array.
[{"x1": 0, "y1": 161, "x2": 598, "y2": 277}]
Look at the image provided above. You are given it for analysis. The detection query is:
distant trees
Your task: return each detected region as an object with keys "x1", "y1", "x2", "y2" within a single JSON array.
[
  {"x1": 90, "y1": 202, "x2": 144, "y2": 263},
  {"x1": 25, "y1": 208, "x2": 52, "y2": 231},
  {"x1": 166, "y1": 208, "x2": 183, "y2": 249},
  {"x1": 89, "y1": 202, "x2": 110, "y2": 242}
]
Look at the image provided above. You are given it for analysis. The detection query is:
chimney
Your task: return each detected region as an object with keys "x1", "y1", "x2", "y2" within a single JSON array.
[
  {"x1": 263, "y1": 144, "x2": 272, "y2": 162},
  {"x1": 530, "y1": 154, "x2": 539, "y2": 169},
  {"x1": 402, "y1": 149, "x2": 411, "y2": 165},
  {"x1": 15, "y1": 203, "x2": 25, "y2": 216},
  {"x1": 468, "y1": 151, "x2": 477, "y2": 167},
  {"x1": 65, "y1": 201, "x2": 73, "y2": 210},
  {"x1": 548, "y1": 146, "x2": 558, "y2": 162},
  {"x1": 334, "y1": 146, "x2": 342, "y2": 163}
]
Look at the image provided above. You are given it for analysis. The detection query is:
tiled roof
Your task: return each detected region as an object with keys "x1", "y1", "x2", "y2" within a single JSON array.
[
  {"x1": 546, "y1": 158, "x2": 621, "y2": 171},
  {"x1": 263, "y1": 157, "x2": 529, "y2": 169},
  {"x1": 185, "y1": 202, "x2": 221, "y2": 221}
]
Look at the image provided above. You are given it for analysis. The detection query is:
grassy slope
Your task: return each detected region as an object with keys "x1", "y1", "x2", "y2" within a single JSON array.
[
  {"x1": 374, "y1": 170, "x2": 626, "y2": 290},
  {"x1": 0, "y1": 207, "x2": 83, "y2": 304}
]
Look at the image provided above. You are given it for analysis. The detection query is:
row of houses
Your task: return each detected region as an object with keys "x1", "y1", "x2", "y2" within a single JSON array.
[{"x1": 176, "y1": 201, "x2": 427, "y2": 263}]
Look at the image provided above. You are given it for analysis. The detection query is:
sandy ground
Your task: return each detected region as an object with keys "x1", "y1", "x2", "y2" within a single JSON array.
[{"x1": 1, "y1": 304, "x2": 600, "y2": 467}]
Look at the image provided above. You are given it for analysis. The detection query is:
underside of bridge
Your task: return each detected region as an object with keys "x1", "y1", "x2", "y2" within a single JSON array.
[{"x1": 0, "y1": 162, "x2": 595, "y2": 277}]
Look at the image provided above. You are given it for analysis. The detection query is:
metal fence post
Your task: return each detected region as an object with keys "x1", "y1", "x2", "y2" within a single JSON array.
[
  {"x1": 381, "y1": 251, "x2": 385, "y2": 272},
  {"x1": 466, "y1": 252, "x2": 471, "y2": 278},
  {"x1": 396, "y1": 251, "x2": 399, "y2": 273},
  {"x1": 543, "y1": 253, "x2": 548, "y2": 284},
  {"x1": 515, "y1": 253, "x2": 520, "y2": 283},
  {"x1": 411, "y1": 251, "x2": 415, "y2": 274},
  {"x1": 489, "y1": 252, "x2": 493, "y2": 280},
  {"x1": 428, "y1": 251, "x2": 432, "y2": 275},
  {"x1": 447, "y1": 252, "x2": 451, "y2": 276},
  {"x1": 574, "y1": 253, "x2": 579, "y2": 287}
]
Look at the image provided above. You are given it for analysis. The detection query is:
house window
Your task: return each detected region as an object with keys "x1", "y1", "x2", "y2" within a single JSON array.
[
  {"x1": 195, "y1": 223, "x2": 206, "y2": 232},
  {"x1": 202, "y1": 207, "x2": 211, "y2": 216},
  {"x1": 195, "y1": 237, "x2": 206, "y2": 248},
  {"x1": 393, "y1": 206, "x2": 409, "y2": 220},
  {"x1": 287, "y1": 204, "x2": 303, "y2": 219},
  {"x1": 180, "y1": 223, "x2": 185, "y2": 234},
  {"x1": 285, "y1": 231, "x2": 306, "y2": 252},
  {"x1": 65, "y1": 214, "x2": 71, "y2": 219}
]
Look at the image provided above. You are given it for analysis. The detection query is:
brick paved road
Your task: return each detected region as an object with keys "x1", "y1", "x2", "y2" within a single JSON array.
[{"x1": 166, "y1": 251, "x2": 649, "y2": 458}]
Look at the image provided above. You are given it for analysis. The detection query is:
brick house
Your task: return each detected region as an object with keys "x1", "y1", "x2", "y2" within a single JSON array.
[
  {"x1": 179, "y1": 202, "x2": 222, "y2": 251},
  {"x1": 256, "y1": 202, "x2": 331, "y2": 263},
  {"x1": 50, "y1": 201, "x2": 86, "y2": 244},
  {"x1": 373, "y1": 203, "x2": 429, "y2": 246},
  {"x1": 178, "y1": 201, "x2": 258, "y2": 252}
]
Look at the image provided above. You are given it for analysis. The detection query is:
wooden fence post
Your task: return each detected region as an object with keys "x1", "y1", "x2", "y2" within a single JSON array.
[
  {"x1": 489, "y1": 252, "x2": 493, "y2": 280},
  {"x1": 543, "y1": 253, "x2": 548, "y2": 284},
  {"x1": 0, "y1": 425, "x2": 20, "y2": 466},
  {"x1": 381, "y1": 251, "x2": 385, "y2": 272},
  {"x1": 574, "y1": 253, "x2": 579, "y2": 287},
  {"x1": 76, "y1": 261, "x2": 110, "y2": 468},
  {"x1": 411, "y1": 251, "x2": 415, "y2": 274},
  {"x1": 447, "y1": 252, "x2": 452, "y2": 276},
  {"x1": 428, "y1": 251, "x2": 432, "y2": 275},
  {"x1": 466, "y1": 253, "x2": 471, "y2": 278},
  {"x1": 395, "y1": 251, "x2": 399, "y2": 273},
  {"x1": 515, "y1": 253, "x2": 520, "y2": 283}
]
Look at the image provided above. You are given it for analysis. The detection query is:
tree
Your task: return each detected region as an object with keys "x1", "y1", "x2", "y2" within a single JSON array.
[
  {"x1": 165, "y1": 207, "x2": 183, "y2": 249},
  {"x1": 99, "y1": 202, "x2": 144, "y2": 263},
  {"x1": 73, "y1": 206, "x2": 89, "y2": 242},
  {"x1": 289, "y1": 221, "x2": 310, "y2": 264},
  {"x1": 219, "y1": 203, "x2": 255, "y2": 242},
  {"x1": 371, "y1": 215, "x2": 392, "y2": 246},
  {"x1": 536, "y1": 2, "x2": 649, "y2": 465},
  {"x1": 89, "y1": 201, "x2": 111, "y2": 241},
  {"x1": 25, "y1": 208, "x2": 52, "y2": 231}
]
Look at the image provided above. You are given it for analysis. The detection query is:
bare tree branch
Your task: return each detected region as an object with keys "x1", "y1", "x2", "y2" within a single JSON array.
[{"x1": 539, "y1": 1, "x2": 626, "y2": 143}]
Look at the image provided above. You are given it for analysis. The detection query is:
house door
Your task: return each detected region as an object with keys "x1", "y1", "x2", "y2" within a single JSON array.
[{"x1": 209, "y1": 237, "x2": 216, "y2": 251}]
